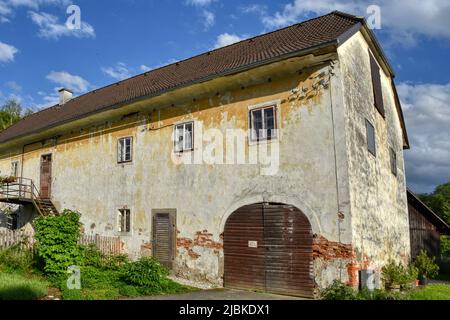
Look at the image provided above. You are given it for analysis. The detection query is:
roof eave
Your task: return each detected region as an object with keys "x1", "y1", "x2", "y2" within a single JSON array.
[{"x1": 0, "y1": 40, "x2": 339, "y2": 147}]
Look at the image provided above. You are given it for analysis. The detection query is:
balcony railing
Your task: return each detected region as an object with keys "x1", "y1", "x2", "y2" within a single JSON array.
[{"x1": 0, "y1": 177, "x2": 41, "y2": 202}]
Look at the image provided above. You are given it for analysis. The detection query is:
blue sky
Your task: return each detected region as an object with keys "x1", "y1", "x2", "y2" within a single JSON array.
[{"x1": 0, "y1": 0, "x2": 449, "y2": 193}]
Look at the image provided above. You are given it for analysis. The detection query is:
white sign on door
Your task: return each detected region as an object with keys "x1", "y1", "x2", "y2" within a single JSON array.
[{"x1": 248, "y1": 241, "x2": 258, "y2": 248}]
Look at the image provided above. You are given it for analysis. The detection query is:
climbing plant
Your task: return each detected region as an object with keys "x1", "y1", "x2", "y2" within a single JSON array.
[{"x1": 34, "y1": 210, "x2": 83, "y2": 275}]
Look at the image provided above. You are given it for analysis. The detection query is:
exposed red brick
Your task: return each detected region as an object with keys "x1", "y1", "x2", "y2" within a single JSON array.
[
  {"x1": 312, "y1": 236, "x2": 354, "y2": 260},
  {"x1": 177, "y1": 230, "x2": 223, "y2": 260}
]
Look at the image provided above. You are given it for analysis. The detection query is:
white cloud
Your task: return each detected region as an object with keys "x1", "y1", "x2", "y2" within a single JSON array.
[
  {"x1": 201, "y1": 9, "x2": 215, "y2": 29},
  {"x1": 255, "y1": 0, "x2": 450, "y2": 45},
  {"x1": 398, "y1": 82, "x2": 450, "y2": 193},
  {"x1": 102, "y1": 62, "x2": 132, "y2": 81},
  {"x1": 140, "y1": 65, "x2": 151, "y2": 72},
  {"x1": 185, "y1": 0, "x2": 216, "y2": 30},
  {"x1": 28, "y1": 11, "x2": 95, "y2": 39},
  {"x1": 46, "y1": 71, "x2": 90, "y2": 93},
  {"x1": 0, "y1": 0, "x2": 71, "y2": 23},
  {"x1": 186, "y1": 0, "x2": 216, "y2": 7},
  {"x1": 213, "y1": 33, "x2": 245, "y2": 49},
  {"x1": 0, "y1": 41, "x2": 18, "y2": 62},
  {"x1": 241, "y1": 4, "x2": 267, "y2": 16},
  {"x1": 0, "y1": 1, "x2": 12, "y2": 15}
]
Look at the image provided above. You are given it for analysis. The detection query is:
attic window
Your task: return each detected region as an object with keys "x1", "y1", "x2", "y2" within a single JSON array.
[
  {"x1": 369, "y1": 51, "x2": 385, "y2": 117},
  {"x1": 118, "y1": 137, "x2": 133, "y2": 163}
]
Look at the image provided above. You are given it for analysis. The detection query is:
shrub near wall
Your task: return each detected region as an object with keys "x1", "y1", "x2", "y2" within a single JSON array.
[{"x1": 34, "y1": 210, "x2": 83, "y2": 275}]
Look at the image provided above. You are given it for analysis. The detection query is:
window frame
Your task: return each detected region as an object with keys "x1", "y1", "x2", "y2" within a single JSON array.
[
  {"x1": 11, "y1": 161, "x2": 19, "y2": 177},
  {"x1": 173, "y1": 121, "x2": 194, "y2": 153},
  {"x1": 249, "y1": 105, "x2": 278, "y2": 142},
  {"x1": 390, "y1": 147, "x2": 397, "y2": 176},
  {"x1": 118, "y1": 208, "x2": 131, "y2": 234},
  {"x1": 366, "y1": 120, "x2": 376, "y2": 157},
  {"x1": 117, "y1": 136, "x2": 133, "y2": 164}
]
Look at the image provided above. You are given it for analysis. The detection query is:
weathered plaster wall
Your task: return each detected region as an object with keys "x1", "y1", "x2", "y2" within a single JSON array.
[
  {"x1": 337, "y1": 31, "x2": 410, "y2": 286},
  {"x1": 0, "y1": 37, "x2": 409, "y2": 290},
  {"x1": 0, "y1": 59, "x2": 353, "y2": 287}
]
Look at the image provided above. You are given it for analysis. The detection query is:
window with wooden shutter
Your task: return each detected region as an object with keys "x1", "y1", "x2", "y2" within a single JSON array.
[
  {"x1": 370, "y1": 51, "x2": 385, "y2": 117},
  {"x1": 366, "y1": 120, "x2": 376, "y2": 156},
  {"x1": 390, "y1": 147, "x2": 397, "y2": 176}
]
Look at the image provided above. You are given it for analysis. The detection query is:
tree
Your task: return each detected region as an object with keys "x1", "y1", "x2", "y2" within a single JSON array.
[
  {"x1": 0, "y1": 99, "x2": 34, "y2": 131},
  {"x1": 419, "y1": 182, "x2": 450, "y2": 257}
]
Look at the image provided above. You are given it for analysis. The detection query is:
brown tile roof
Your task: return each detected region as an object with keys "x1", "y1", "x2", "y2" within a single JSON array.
[{"x1": 0, "y1": 11, "x2": 362, "y2": 144}]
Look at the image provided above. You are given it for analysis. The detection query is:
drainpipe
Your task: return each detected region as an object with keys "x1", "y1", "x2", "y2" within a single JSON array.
[{"x1": 327, "y1": 60, "x2": 344, "y2": 281}]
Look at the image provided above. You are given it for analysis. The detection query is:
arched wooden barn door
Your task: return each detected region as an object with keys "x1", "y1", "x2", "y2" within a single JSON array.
[{"x1": 223, "y1": 203, "x2": 314, "y2": 297}]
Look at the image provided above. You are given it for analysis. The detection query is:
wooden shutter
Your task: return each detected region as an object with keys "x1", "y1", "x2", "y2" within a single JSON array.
[
  {"x1": 370, "y1": 52, "x2": 385, "y2": 117},
  {"x1": 153, "y1": 213, "x2": 174, "y2": 268}
]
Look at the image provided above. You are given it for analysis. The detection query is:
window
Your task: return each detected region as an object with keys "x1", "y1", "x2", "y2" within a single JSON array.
[
  {"x1": 118, "y1": 137, "x2": 133, "y2": 163},
  {"x1": 390, "y1": 147, "x2": 397, "y2": 176},
  {"x1": 118, "y1": 209, "x2": 131, "y2": 233},
  {"x1": 11, "y1": 161, "x2": 19, "y2": 177},
  {"x1": 366, "y1": 120, "x2": 376, "y2": 156},
  {"x1": 249, "y1": 105, "x2": 277, "y2": 141},
  {"x1": 369, "y1": 51, "x2": 385, "y2": 117},
  {"x1": 174, "y1": 122, "x2": 194, "y2": 153}
]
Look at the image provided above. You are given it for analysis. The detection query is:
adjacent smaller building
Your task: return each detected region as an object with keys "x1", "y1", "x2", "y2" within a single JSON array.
[{"x1": 408, "y1": 189, "x2": 450, "y2": 259}]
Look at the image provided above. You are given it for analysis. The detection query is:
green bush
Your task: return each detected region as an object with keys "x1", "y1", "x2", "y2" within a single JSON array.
[
  {"x1": 121, "y1": 257, "x2": 169, "y2": 288},
  {"x1": 34, "y1": 210, "x2": 83, "y2": 275},
  {"x1": 81, "y1": 245, "x2": 128, "y2": 271},
  {"x1": 0, "y1": 246, "x2": 34, "y2": 273},
  {"x1": 320, "y1": 280, "x2": 357, "y2": 300},
  {"x1": 357, "y1": 288, "x2": 403, "y2": 300},
  {"x1": 414, "y1": 250, "x2": 439, "y2": 279},
  {"x1": 382, "y1": 260, "x2": 416, "y2": 290}
]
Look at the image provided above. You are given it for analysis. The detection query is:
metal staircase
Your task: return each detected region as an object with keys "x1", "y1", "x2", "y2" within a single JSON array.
[{"x1": 0, "y1": 177, "x2": 59, "y2": 216}]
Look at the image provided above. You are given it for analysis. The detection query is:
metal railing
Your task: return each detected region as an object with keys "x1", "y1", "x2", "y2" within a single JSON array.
[{"x1": 0, "y1": 177, "x2": 42, "y2": 202}]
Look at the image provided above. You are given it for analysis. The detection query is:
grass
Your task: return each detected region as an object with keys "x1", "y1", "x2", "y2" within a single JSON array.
[
  {"x1": 0, "y1": 272, "x2": 49, "y2": 300},
  {"x1": 408, "y1": 284, "x2": 450, "y2": 300}
]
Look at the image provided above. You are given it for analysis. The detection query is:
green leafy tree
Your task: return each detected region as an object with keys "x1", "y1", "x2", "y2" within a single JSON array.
[
  {"x1": 0, "y1": 99, "x2": 34, "y2": 131},
  {"x1": 419, "y1": 182, "x2": 450, "y2": 256}
]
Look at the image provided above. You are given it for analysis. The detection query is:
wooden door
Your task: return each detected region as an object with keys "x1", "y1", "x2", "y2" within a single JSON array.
[
  {"x1": 153, "y1": 212, "x2": 175, "y2": 268},
  {"x1": 263, "y1": 203, "x2": 314, "y2": 297},
  {"x1": 224, "y1": 203, "x2": 314, "y2": 298},
  {"x1": 224, "y1": 203, "x2": 266, "y2": 291},
  {"x1": 40, "y1": 154, "x2": 52, "y2": 199}
]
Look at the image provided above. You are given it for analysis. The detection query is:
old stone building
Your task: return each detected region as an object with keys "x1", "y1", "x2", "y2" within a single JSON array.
[{"x1": 0, "y1": 12, "x2": 410, "y2": 297}]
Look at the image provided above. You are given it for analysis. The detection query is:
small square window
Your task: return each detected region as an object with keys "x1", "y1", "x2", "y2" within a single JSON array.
[
  {"x1": 390, "y1": 148, "x2": 397, "y2": 176},
  {"x1": 366, "y1": 120, "x2": 376, "y2": 156},
  {"x1": 174, "y1": 122, "x2": 194, "y2": 153},
  {"x1": 11, "y1": 161, "x2": 19, "y2": 177},
  {"x1": 249, "y1": 105, "x2": 277, "y2": 141},
  {"x1": 118, "y1": 209, "x2": 131, "y2": 233},
  {"x1": 118, "y1": 137, "x2": 133, "y2": 163}
]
